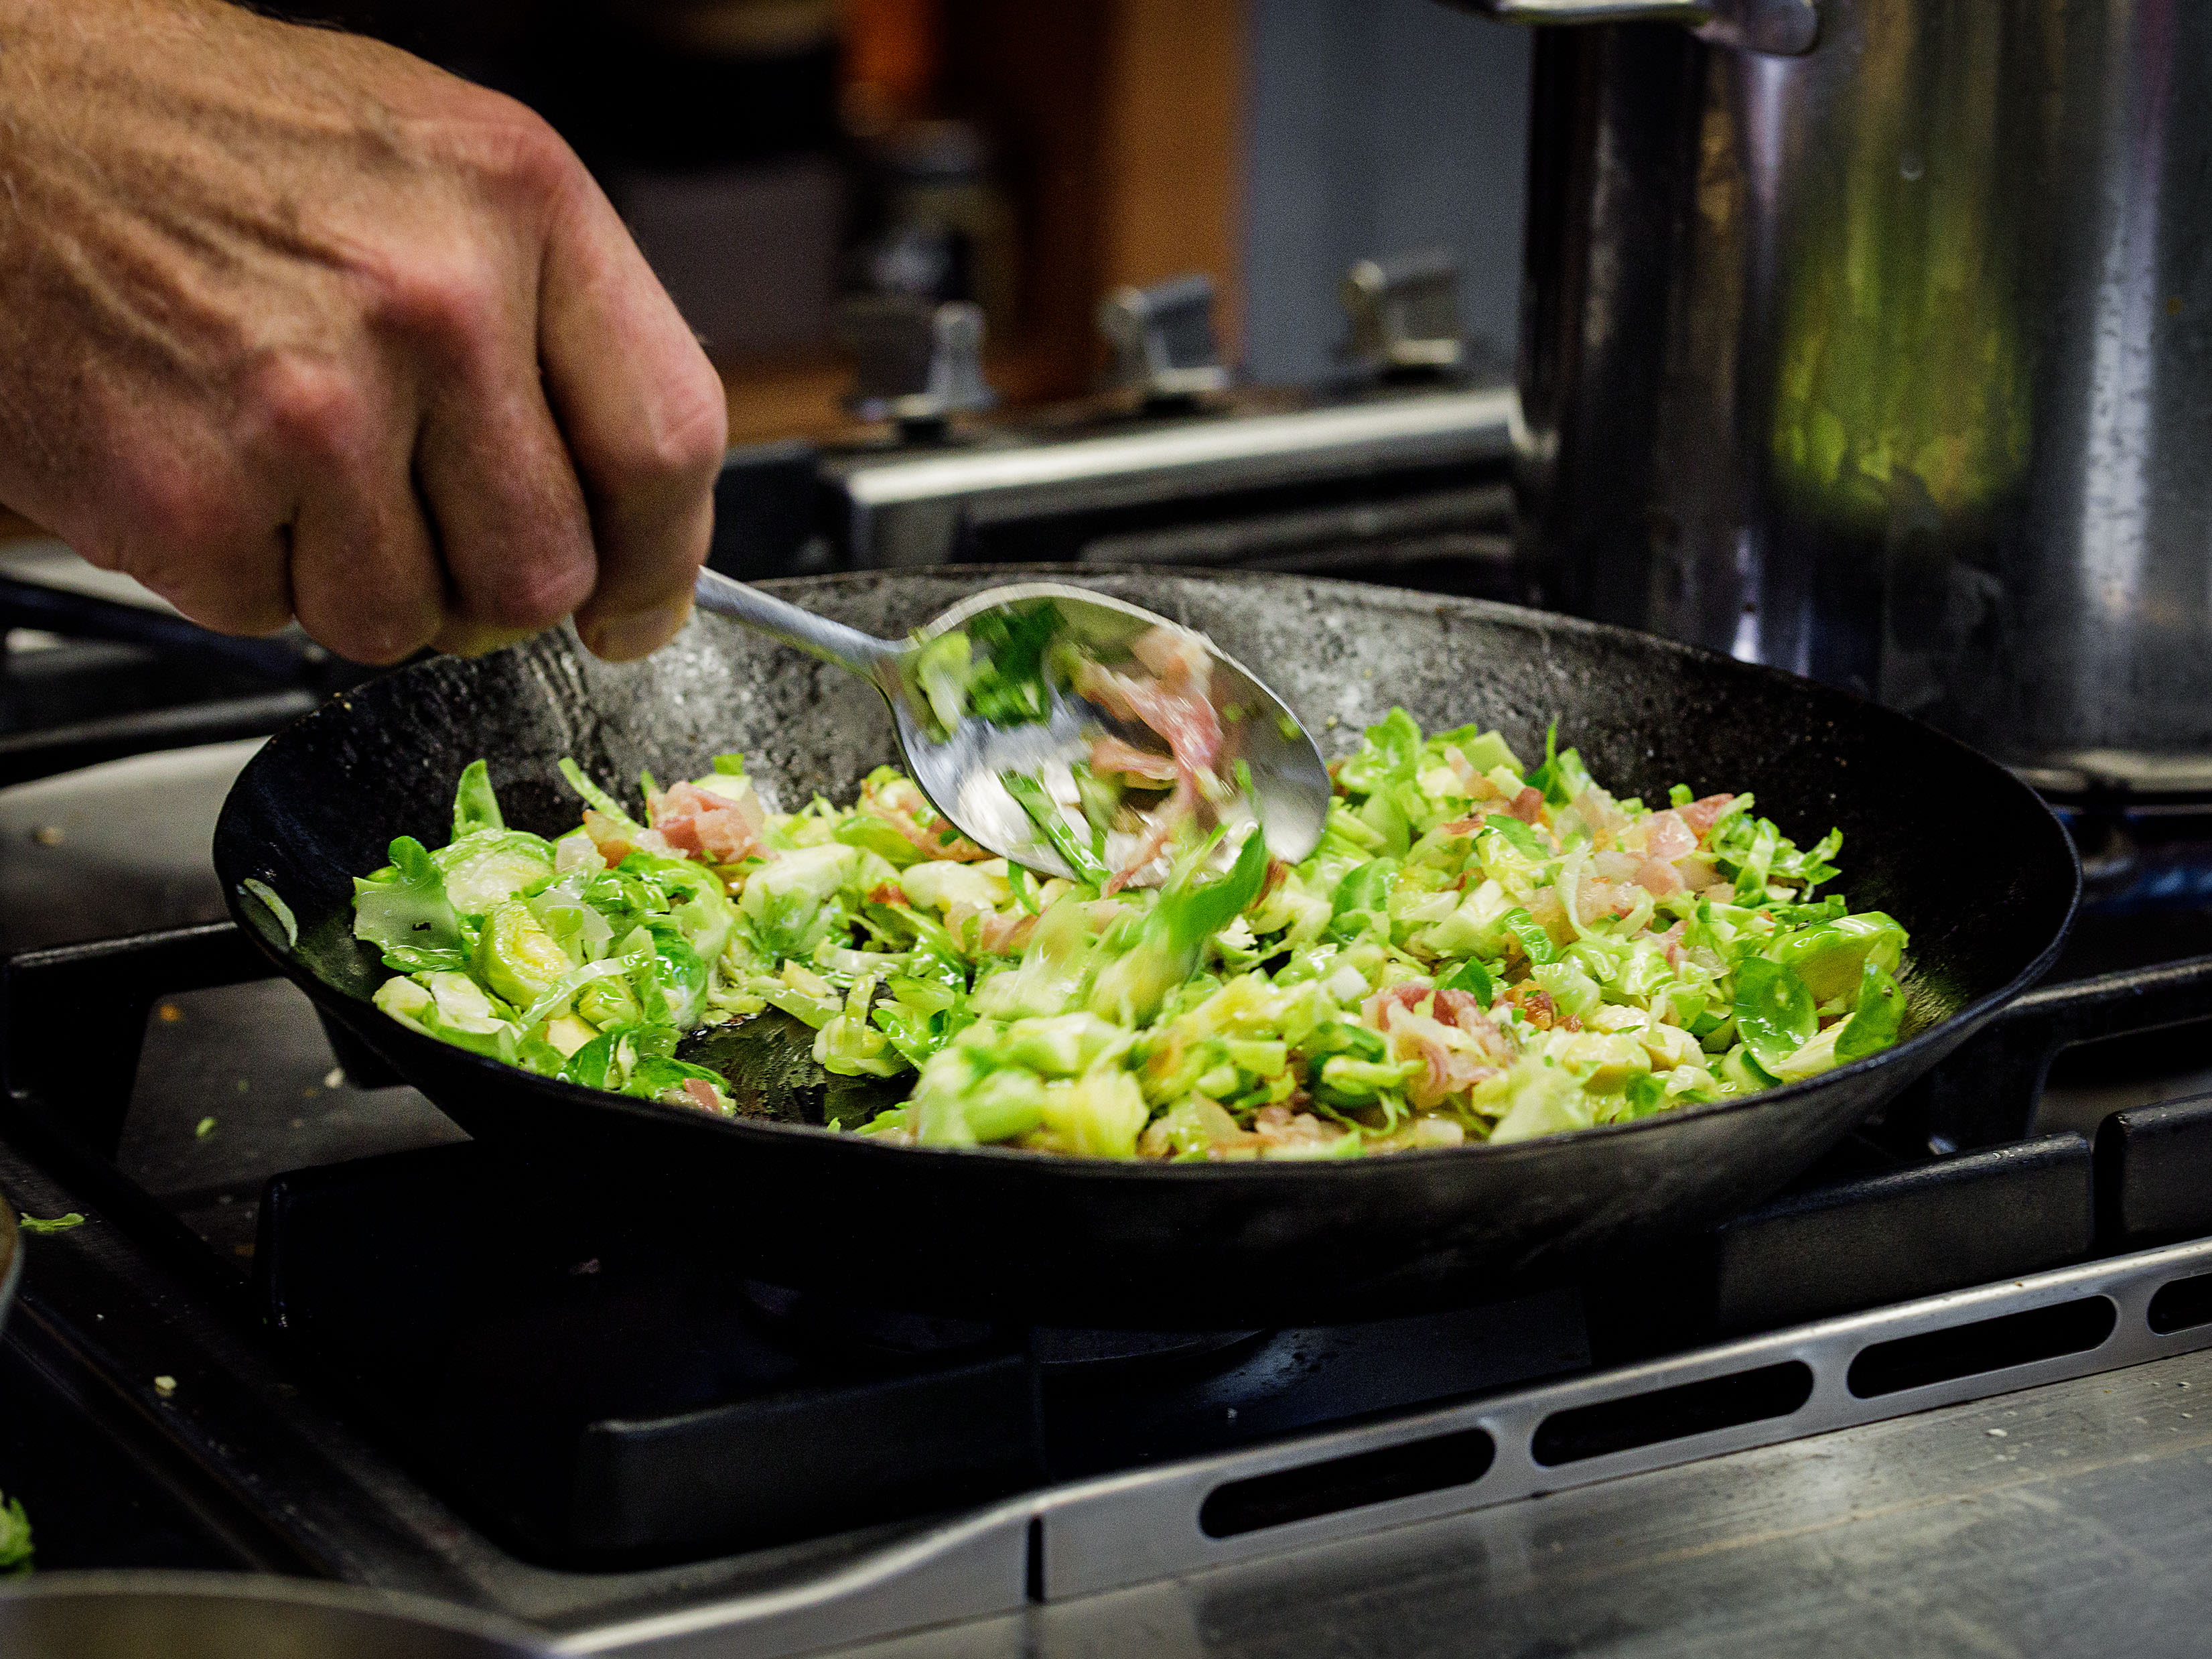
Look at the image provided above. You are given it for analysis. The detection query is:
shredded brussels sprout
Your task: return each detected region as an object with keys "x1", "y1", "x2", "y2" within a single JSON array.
[
  {"x1": 0, "y1": 1490, "x2": 29, "y2": 1574},
  {"x1": 350, "y1": 711, "x2": 1908, "y2": 1156}
]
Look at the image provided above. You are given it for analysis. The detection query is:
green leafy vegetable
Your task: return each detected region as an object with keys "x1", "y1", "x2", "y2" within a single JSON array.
[
  {"x1": 557, "y1": 758, "x2": 640, "y2": 830},
  {"x1": 1499, "y1": 907, "x2": 1559, "y2": 967},
  {"x1": 1525, "y1": 721, "x2": 1595, "y2": 807},
  {"x1": 352, "y1": 713, "x2": 1904, "y2": 1160},
  {"x1": 1002, "y1": 770, "x2": 1110, "y2": 886},
  {"x1": 1483, "y1": 815, "x2": 1549, "y2": 860},
  {"x1": 0, "y1": 1491, "x2": 31, "y2": 1574},
  {"x1": 1733, "y1": 957, "x2": 1818, "y2": 1075},
  {"x1": 1328, "y1": 858, "x2": 1397, "y2": 941},
  {"x1": 1836, "y1": 959, "x2": 1907, "y2": 1061},
  {"x1": 353, "y1": 838, "x2": 467, "y2": 966},
  {"x1": 1767, "y1": 911, "x2": 1906, "y2": 1004},
  {"x1": 948, "y1": 602, "x2": 1061, "y2": 728},
  {"x1": 1440, "y1": 957, "x2": 1496, "y2": 1004},
  {"x1": 452, "y1": 759, "x2": 505, "y2": 839}
]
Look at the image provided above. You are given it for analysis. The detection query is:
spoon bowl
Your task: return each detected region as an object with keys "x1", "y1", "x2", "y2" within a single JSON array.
[{"x1": 691, "y1": 569, "x2": 1330, "y2": 880}]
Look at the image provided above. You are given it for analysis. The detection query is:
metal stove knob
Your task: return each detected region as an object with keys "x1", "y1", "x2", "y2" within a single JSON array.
[
  {"x1": 835, "y1": 296, "x2": 997, "y2": 430},
  {"x1": 1097, "y1": 273, "x2": 1233, "y2": 404},
  {"x1": 1339, "y1": 249, "x2": 1464, "y2": 375}
]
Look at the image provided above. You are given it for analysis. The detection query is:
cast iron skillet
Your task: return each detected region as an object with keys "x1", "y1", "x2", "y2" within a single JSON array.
[{"x1": 214, "y1": 570, "x2": 2078, "y2": 1328}]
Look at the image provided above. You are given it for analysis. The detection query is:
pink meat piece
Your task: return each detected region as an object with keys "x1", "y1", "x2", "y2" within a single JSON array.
[
  {"x1": 1377, "y1": 1003, "x2": 1501, "y2": 1111},
  {"x1": 1103, "y1": 779, "x2": 1197, "y2": 895},
  {"x1": 1592, "y1": 850, "x2": 1645, "y2": 882},
  {"x1": 681, "y1": 1078, "x2": 723, "y2": 1114},
  {"x1": 1427, "y1": 988, "x2": 1487, "y2": 1032},
  {"x1": 1574, "y1": 877, "x2": 1617, "y2": 925},
  {"x1": 1397, "y1": 1018, "x2": 1451, "y2": 1109},
  {"x1": 955, "y1": 905, "x2": 1037, "y2": 955},
  {"x1": 1128, "y1": 624, "x2": 1213, "y2": 698},
  {"x1": 1089, "y1": 734, "x2": 1181, "y2": 783},
  {"x1": 1362, "y1": 984, "x2": 1428, "y2": 1027},
  {"x1": 1074, "y1": 659, "x2": 1225, "y2": 778},
  {"x1": 1080, "y1": 628, "x2": 1233, "y2": 892},
  {"x1": 1361, "y1": 985, "x2": 1507, "y2": 1055},
  {"x1": 1679, "y1": 794, "x2": 1736, "y2": 841},
  {"x1": 649, "y1": 781, "x2": 766, "y2": 865},
  {"x1": 1644, "y1": 809, "x2": 1698, "y2": 862},
  {"x1": 859, "y1": 773, "x2": 991, "y2": 863}
]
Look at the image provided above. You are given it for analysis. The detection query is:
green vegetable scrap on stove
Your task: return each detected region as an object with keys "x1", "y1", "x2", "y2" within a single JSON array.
[
  {"x1": 0, "y1": 1490, "x2": 30, "y2": 1574},
  {"x1": 346, "y1": 710, "x2": 1909, "y2": 1158}
]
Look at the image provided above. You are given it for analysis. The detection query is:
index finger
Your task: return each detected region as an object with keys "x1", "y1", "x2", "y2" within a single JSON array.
[{"x1": 537, "y1": 171, "x2": 727, "y2": 661}]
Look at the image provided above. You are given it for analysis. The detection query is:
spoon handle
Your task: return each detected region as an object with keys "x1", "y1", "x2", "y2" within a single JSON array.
[{"x1": 692, "y1": 568, "x2": 903, "y2": 683}]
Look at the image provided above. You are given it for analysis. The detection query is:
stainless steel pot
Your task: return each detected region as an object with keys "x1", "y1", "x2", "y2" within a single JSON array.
[
  {"x1": 0, "y1": 1574, "x2": 551, "y2": 1658},
  {"x1": 1455, "y1": 0, "x2": 2212, "y2": 784}
]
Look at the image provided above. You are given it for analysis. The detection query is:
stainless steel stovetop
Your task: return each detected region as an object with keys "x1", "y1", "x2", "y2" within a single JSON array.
[{"x1": 9, "y1": 607, "x2": 2212, "y2": 1656}]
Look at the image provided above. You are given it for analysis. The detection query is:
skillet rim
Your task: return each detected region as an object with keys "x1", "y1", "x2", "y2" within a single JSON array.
[{"x1": 214, "y1": 568, "x2": 2082, "y2": 1185}]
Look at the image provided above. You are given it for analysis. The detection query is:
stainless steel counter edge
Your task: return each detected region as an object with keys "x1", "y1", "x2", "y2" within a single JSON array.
[
  {"x1": 547, "y1": 1508, "x2": 1032, "y2": 1659},
  {"x1": 553, "y1": 1234, "x2": 2212, "y2": 1658},
  {"x1": 1036, "y1": 1237, "x2": 2212, "y2": 1597}
]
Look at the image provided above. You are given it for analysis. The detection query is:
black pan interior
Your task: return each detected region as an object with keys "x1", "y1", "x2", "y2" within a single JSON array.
[{"x1": 214, "y1": 569, "x2": 2077, "y2": 1326}]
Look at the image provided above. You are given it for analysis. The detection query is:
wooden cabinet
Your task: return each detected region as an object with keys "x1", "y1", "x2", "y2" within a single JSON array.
[{"x1": 723, "y1": 0, "x2": 1248, "y2": 441}]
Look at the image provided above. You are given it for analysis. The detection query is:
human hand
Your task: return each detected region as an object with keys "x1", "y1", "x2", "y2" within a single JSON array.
[{"x1": 0, "y1": 0, "x2": 727, "y2": 663}]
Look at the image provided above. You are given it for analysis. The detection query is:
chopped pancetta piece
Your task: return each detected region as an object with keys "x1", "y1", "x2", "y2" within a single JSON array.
[
  {"x1": 1679, "y1": 793, "x2": 1736, "y2": 840},
  {"x1": 647, "y1": 781, "x2": 768, "y2": 866}
]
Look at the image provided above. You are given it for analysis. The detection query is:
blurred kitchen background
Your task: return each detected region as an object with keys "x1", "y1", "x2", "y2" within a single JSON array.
[{"x1": 235, "y1": 0, "x2": 1532, "y2": 436}]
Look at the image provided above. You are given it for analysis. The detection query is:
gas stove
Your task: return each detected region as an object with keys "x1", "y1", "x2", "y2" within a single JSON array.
[{"x1": 8, "y1": 550, "x2": 2212, "y2": 1655}]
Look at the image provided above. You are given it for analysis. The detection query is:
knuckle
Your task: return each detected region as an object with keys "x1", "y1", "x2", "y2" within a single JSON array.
[
  {"x1": 247, "y1": 355, "x2": 368, "y2": 464},
  {"x1": 295, "y1": 528, "x2": 442, "y2": 667},
  {"x1": 473, "y1": 100, "x2": 585, "y2": 207},
  {"x1": 604, "y1": 369, "x2": 729, "y2": 501},
  {"x1": 478, "y1": 544, "x2": 594, "y2": 633},
  {"x1": 368, "y1": 254, "x2": 505, "y2": 362},
  {"x1": 133, "y1": 547, "x2": 288, "y2": 635},
  {"x1": 96, "y1": 458, "x2": 289, "y2": 635},
  {"x1": 302, "y1": 575, "x2": 438, "y2": 665},
  {"x1": 502, "y1": 109, "x2": 584, "y2": 200},
  {"x1": 112, "y1": 456, "x2": 227, "y2": 555},
  {"x1": 424, "y1": 92, "x2": 583, "y2": 222}
]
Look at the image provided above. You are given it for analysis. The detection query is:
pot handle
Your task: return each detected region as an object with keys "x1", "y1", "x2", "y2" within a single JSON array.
[{"x1": 1441, "y1": 0, "x2": 1818, "y2": 56}]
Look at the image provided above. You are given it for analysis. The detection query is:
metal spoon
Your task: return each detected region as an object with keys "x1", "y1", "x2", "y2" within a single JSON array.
[{"x1": 690, "y1": 568, "x2": 1330, "y2": 882}]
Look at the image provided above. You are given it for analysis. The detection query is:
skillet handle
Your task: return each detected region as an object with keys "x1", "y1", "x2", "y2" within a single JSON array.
[{"x1": 1911, "y1": 955, "x2": 2212, "y2": 1152}]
